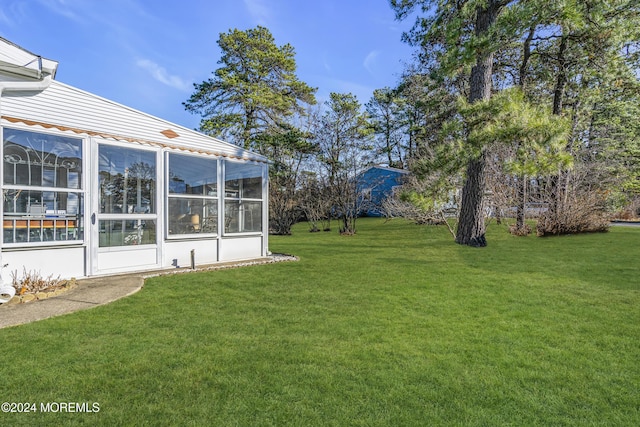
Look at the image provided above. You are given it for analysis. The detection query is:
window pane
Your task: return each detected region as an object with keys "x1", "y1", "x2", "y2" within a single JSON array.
[
  {"x1": 243, "y1": 177, "x2": 262, "y2": 199},
  {"x1": 168, "y1": 197, "x2": 217, "y2": 235},
  {"x1": 169, "y1": 154, "x2": 217, "y2": 196},
  {"x1": 3, "y1": 128, "x2": 82, "y2": 188},
  {"x1": 2, "y1": 217, "x2": 82, "y2": 243},
  {"x1": 224, "y1": 176, "x2": 240, "y2": 198},
  {"x1": 3, "y1": 189, "x2": 82, "y2": 216},
  {"x1": 225, "y1": 162, "x2": 262, "y2": 199},
  {"x1": 224, "y1": 200, "x2": 261, "y2": 233},
  {"x1": 3, "y1": 190, "x2": 83, "y2": 243},
  {"x1": 224, "y1": 200, "x2": 240, "y2": 233},
  {"x1": 242, "y1": 201, "x2": 262, "y2": 232},
  {"x1": 99, "y1": 219, "x2": 156, "y2": 247},
  {"x1": 99, "y1": 145, "x2": 156, "y2": 214}
]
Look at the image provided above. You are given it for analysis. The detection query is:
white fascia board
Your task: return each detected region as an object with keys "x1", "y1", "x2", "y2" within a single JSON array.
[{"x1": 0, "y1": 37, "x2": 58, "y2": 80}]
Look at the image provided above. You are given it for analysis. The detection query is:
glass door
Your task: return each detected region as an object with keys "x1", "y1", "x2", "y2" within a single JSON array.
[{"x1": 92, "y1": 142, "x2": 159, "y2": 274}]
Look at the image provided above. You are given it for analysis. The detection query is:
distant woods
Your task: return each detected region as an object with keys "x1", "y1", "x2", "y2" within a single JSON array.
[
  {"x1": 390, "y1": 0, "x2": 640, "y2": 242},
  {"x1": 185, "y1": 3, "x2": 640, "y2": 241}
]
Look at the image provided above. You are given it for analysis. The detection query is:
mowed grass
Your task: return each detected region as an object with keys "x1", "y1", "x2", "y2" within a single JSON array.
[{"x1": 1, "y1": 218, "x2": 639, "y2": 426}]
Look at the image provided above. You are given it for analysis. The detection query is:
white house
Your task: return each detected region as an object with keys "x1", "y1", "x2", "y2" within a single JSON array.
[{"x1": 0, "y1": 37, "x2": 269, "y2": 279}]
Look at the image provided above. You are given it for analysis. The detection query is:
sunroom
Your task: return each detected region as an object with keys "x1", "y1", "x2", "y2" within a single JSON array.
[{"x1": 0, "y1": 37, "x2": 269, "y2": 279}]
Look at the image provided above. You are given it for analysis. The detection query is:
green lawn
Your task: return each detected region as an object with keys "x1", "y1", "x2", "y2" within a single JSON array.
[{"x1": 1, "y1": 218, "x2": 639, "y2": 426}]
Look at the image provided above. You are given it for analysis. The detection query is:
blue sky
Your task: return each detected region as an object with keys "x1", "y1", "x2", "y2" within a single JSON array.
[{"x1": 0, "y1": 0, "x2": 415, "y2": 130}]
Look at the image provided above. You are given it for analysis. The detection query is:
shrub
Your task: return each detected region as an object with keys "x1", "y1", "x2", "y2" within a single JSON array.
[
  {"x1": 536, "y1": 190, "x2": 610, "y2": 236},
  {"x1": 11, "y1": 268, "x2": 66, "y2": 295}
]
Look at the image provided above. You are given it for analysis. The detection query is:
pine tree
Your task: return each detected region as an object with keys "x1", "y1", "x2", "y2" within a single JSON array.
[
  {"x1": 183, "y1": 26, "x2": 316, "y2": 150},
  {"x1": 366, "y1": 88, "x2": 405, "y2": 168},
  {"x1": 392, "y1": 0, "x2": 517, "y2": 246},
  {"x1": 392, "y1": 0, "x2": 640, "y2": 240}
]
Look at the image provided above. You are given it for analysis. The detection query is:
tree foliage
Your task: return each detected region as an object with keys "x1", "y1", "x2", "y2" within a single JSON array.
[
  {"x1": 315, "y1": 93, "x2": 373, "y2": 235},
  {"x1": 365, "y1": 87, "x2": 405, "y2": 168},
  {"x1": 392, "y1": 0, "x2": 519, "y2": 246},
  {"x1": 261, "y1": 120, "x2": 318, "y2": 235},
  {"x1": 184, "y1": 26, "x2": 316, "y2": 150},
  {"x1": 390, "y1": 0, "x2": 640, "y2": 241},
  {"x1": 184, "y1": 26, "x2": 320, "y2": 235}
]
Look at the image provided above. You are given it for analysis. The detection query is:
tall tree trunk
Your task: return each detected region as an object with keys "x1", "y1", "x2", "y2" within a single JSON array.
[
  {"x1": 516, "y1": 175, "x2": 527, "y2": 230},
  {"x1": 457, "y1": 154, "x2": 488, "y2": 246},
  {"x1": 545, "y1": 33, "x2": 568, "y2": 232},
  {"x1": 519, "y1": 26, "x2": 536, "y2": 88},
  {"x1": 455, "y1": 1, "x2": 501, "y2": 247},
  {"x1": 552, "y1": 35, "x2": 568, "y2": 116},
  {"x1": 514, "y1": 26, "x2": 535, "y2": 234},
  {"x1": 386, "y1": 129, "x2": 394, "y2": 165}
]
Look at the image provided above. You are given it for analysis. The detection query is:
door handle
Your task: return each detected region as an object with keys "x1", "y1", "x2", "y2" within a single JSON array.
[{"x1": 91, "y1": 213, "x2": 96, "y2": 225}]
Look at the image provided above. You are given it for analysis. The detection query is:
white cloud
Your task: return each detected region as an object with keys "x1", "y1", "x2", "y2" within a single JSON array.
[
  {"x1": 363, "y1": 50, "x2": 381, "y2": 74},
  {"x1": 317, "y1": 77, "x2": 375, "y2": 104},
  {"x1": 244, "y1": 0, "x2": 271, "y2": 25},
  {"x1": 0, "y1": 8, "x2": 10, "y2": 26},
  {"x1": 136, "y1": 59, "x2": 191, "y2": 92},
  {"x1": 0, "y1": 1, "x2": 29, "y2": 27},
  {"x1": 36, "y1": 0, "x2": 83, "y2": 23}
]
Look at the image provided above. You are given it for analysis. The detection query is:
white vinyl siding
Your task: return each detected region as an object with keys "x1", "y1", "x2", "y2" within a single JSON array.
[{"x1": 1, "y1": 81, "x2": 266, "y2": 162}]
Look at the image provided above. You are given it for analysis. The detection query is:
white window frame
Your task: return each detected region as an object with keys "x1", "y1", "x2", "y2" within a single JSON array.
[
  {"x1": 1, "y1": 126, "x2": 85, "y2": 248},
  {"x1": 223, "y1": 160, "x2": 264, "y2": 236},
  {"x1": 165, "y1": 152, "x2": 219, "y2": 240}
]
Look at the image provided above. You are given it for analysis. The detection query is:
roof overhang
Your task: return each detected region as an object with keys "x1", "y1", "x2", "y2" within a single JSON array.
[{"x1": 0, "y1": 37, "x2": 58, "y2": 80}]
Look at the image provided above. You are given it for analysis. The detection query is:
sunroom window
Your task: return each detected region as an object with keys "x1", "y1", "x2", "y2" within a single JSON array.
[
  {"x1": 98, "y1": 144, "x2": 156, "y2": 247},
  {"x1": 2, "y1": 128, "x2": 83, "y2": 244},
  {"x1": 224, "y1": 161, "x2": 262, "y2": 233},
  {"x1": 167, "y1": 153, "x2": 218, "y2": 236}
]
